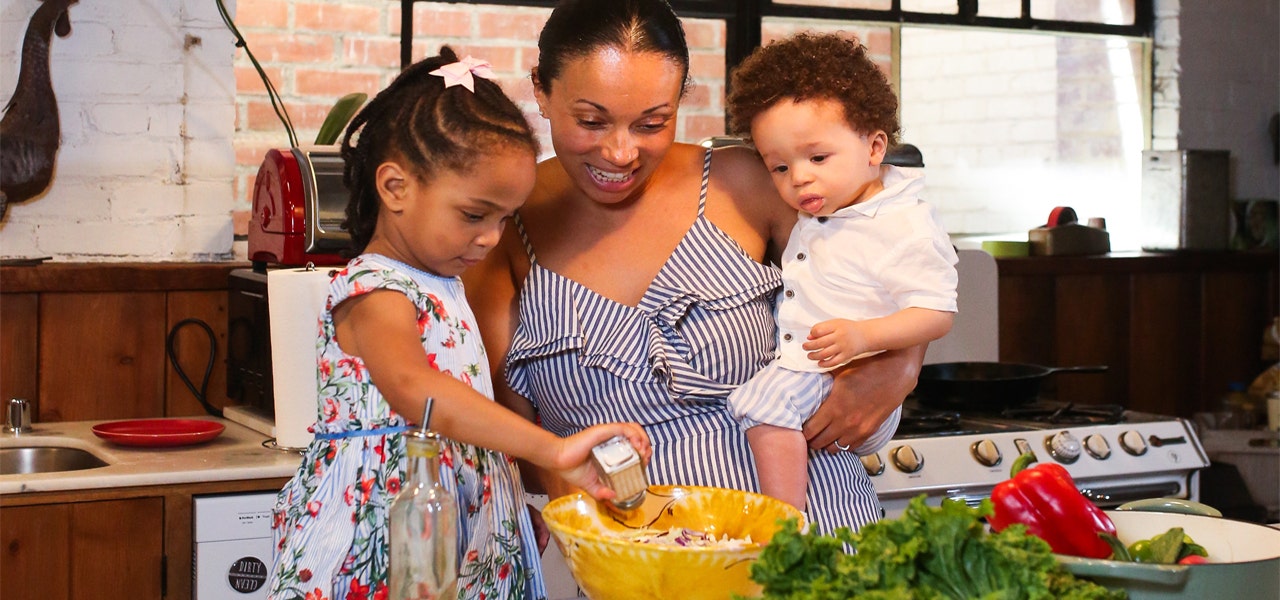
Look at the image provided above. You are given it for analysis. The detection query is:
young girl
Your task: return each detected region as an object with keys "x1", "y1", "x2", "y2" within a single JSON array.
[
  {"x1": 267, "y1": 48, "x2": 650, "y2": 600},
  {"x1": 725, "y1": 33, "x2": 958, "y2": 510}
]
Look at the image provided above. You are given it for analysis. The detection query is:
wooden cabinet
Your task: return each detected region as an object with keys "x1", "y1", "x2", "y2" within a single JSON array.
[
  {"x1": 0, "y1": 263, "x2": 245, "y2": 422},
  {"x1": 997, "y1": 251, "x2": 1279, "y2": 418},
  {"x1": 3, "y1": 256, "x2": 1275, "y2": 421},
  {"x1": 1, "y1": 498, "x2": 164, "y2": 600},
  {"x1": 1, "y1": 478, "x2": 288, "y2": 600},
  {"x1": 0, "y1": 264, "x2": 285, "y2": 597}
]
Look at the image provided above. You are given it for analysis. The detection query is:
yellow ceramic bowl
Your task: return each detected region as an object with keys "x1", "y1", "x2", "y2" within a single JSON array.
[{"x1": 541, "y1": 485, "x2": 804, "y2": 600}]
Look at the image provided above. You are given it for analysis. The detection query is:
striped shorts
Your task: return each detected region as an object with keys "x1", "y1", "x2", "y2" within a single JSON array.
[{"x1": 728, "y1": 361, "x2": 902, "y2": 456}]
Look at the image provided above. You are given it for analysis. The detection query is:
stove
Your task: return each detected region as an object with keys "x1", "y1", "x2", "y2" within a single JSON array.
[
  {"x1": 867, "y1": 249, "x2": 1210, "y2": 518},
  {"x1": 866, "y1": 399, "x2": 1210, "y2": 518}
]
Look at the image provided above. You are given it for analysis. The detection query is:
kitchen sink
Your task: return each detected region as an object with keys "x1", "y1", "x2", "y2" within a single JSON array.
[{"x1": 0, "y1": 446, "x2": 109, "y2": 475}]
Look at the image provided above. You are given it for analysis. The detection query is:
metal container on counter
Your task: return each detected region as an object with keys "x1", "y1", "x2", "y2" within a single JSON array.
[{"x1": 1139, "y1": 150, "x2": 1231, "y2": 251}]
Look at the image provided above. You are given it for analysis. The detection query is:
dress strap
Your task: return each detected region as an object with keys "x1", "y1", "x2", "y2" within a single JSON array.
[
  {"x1": 512, "y1": 212, "x2": 537, "y2": 264},
  {"x1": 697, "y1": 147, "x2": 712, "y2": 217}
]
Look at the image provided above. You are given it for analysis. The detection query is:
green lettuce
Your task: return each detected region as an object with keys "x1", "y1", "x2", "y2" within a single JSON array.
[{"x1": 747, "y1": 495, "x2": 1126, "y2": 600}]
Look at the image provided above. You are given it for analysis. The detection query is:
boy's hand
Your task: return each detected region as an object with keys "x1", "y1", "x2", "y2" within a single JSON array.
[
  {"x1": 804, "y1": 318, "x2": 867, "y2": 367},
  {"x1": 551, "y1": 423, "x2": 651, "y2": 501}
]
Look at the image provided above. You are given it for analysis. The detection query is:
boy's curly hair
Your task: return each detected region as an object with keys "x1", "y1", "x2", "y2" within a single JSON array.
[{"x1": 727, "y1": 33, "x2": 900, "y2": 148}]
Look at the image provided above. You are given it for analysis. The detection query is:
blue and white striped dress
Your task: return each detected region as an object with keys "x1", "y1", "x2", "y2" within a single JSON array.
[{"x1": 507, "y1": 150, "x2": 885, "y2": 533}]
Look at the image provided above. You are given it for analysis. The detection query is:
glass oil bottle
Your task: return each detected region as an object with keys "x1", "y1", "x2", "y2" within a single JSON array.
[{"x1": 389, "y1": 430, "x2": 458, "y2": 600}]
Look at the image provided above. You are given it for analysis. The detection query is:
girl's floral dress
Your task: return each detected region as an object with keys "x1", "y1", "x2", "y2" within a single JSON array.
[{"x1": 267, "y1": 254, "x2": 547, "y2": 600}]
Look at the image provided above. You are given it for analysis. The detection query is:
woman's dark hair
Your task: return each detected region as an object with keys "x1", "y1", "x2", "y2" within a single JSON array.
[
  {"x1": 536, "y1": 0, "x2": 690, "y2": 96},
  {"x1": 340, "y1": 46, "x2": 538, "y2": 254},
  {"x1": 727, "y1": 33, "x2": 900, "y2": 148}
]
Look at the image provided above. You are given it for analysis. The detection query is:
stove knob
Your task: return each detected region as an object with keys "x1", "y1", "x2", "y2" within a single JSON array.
[
  {"x1": 1119, "y1": 430, "x2": 1148, "y2": 456},
  {"x1": 1045, "y1": 431, "x2": 1081, "y2": 463},
  {"x1": 891, "y1": 445, "x2": 924, "y2": 473},
  {"x1": 1083, "y1": 434, "x2": 1111, "y2": 460},
  {"x1": 859, "y1": 453, "x2": 885, "y2": 476},
  {"x1": 971, "y1": 439, "x2": 1002, "y2": 467}
]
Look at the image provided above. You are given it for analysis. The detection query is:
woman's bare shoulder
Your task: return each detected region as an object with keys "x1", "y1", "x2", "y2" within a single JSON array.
[
  {"x1": 708, "y1": 146, "x2": 782, "y2": 205},
  {"x1": 709, "y1": 146, "x2": 792, "y2": 224}
]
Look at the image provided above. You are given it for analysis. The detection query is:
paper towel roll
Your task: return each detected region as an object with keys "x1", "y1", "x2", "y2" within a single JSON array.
[{"x1": 268, "y1": 267, "x2": 334, "y2": 449}]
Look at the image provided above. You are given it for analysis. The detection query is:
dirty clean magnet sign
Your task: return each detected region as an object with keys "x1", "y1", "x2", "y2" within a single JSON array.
[{"x1": 227, "y1": 556, "x2": 268, "y2": 593}]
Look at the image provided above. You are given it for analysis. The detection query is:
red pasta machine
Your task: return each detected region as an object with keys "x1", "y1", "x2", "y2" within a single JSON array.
[{"x1": 247, "y1": 146, "x2": 350, "y2": 270}]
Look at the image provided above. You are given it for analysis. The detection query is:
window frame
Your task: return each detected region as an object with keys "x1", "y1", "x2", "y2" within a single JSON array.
[{"x1": 398, "y1": 1, "x2": 1154, "y2": 81}]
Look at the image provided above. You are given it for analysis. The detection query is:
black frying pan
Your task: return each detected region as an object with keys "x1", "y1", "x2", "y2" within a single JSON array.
[{"x1": 913, "y1": 361, "x2": 1108, "y2": 411}]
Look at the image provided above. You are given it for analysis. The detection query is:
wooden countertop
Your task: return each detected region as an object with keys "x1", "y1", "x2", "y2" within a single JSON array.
[
  {"x1": 0, "y1": 417, "x2": 301, "y2": 495},
  {"x1": 995, "y1": 250, "x2": 1278, "y2": 275},
  {"x1": 0, "y1": 261, "x2": 253, "y2": 293}
]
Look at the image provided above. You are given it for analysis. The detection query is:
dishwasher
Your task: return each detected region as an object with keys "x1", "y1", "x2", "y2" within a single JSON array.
[{"x1": 193, "y1": 492, "x2": 277, "y2": 598}]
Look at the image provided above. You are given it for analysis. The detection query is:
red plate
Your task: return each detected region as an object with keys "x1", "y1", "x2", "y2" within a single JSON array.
[{"x1": 91, "y1": 419, "x2": 225, "y2": 447}]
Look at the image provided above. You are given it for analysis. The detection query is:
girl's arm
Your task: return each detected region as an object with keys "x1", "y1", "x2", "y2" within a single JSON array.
[{"x1": 334, "y1": 288, "x2": 649, "y2": 500}]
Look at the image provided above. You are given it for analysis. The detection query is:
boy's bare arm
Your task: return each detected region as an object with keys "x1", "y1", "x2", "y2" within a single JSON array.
[{"x1": 804, "y1": 308, "x2": 954, "y2": 368}]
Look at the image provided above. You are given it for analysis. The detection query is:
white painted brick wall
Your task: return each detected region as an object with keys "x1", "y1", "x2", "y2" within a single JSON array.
[
  {"x1": 1151, "y1": 0, "x2": 1181, "y2": 152},
  {"x1": 1177, "y1": 0, "x2": 1279, "y2": 200},
  {"x1": 0, "y1": 0, "x2": 236, "y2": 261}
]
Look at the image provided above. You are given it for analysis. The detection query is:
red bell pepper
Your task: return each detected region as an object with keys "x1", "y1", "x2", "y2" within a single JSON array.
[{"x1": 987, "y1": 453, "x2": 1117, "y2": 559}]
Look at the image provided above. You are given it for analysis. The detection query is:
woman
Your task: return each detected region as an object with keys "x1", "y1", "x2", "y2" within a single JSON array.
[{"x1": 465, "y1": 0, "x2": 924, "y2": 531}]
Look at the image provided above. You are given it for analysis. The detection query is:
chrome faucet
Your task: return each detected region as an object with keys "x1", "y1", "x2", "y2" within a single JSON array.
[{"x1": 5, "y1": 398, "x2": 32, "y2": 434}]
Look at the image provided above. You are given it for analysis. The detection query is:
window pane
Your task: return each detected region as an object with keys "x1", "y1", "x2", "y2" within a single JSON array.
[
  {"x1": 900, "y1": 27, "x2": 1149, "y2": 248},
  {"x1": 977, "y1": 0, "x2": 1024, "y2": 19},
  {"x1": 901, "y1": 0, "x2": 960, "y2": 15},
  {"x1": 1031, "y1": 0, "x2": 1135, "y2": 25},
  {"x1": 762, "y1": 17, "x2": 894, "y2": 55},
  {"x1": 772, "y1": 0, "x2": 894, "y2": 9}
]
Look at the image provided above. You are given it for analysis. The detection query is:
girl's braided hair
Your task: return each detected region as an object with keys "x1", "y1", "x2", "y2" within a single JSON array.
[{"x1": 340, "y1": 46, "x2": 538, "y2": 255}]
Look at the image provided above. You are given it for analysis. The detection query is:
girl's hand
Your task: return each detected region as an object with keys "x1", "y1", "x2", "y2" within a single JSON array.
[{"x1": 551, "y1": 423, "x2": 651, "y2": 501}]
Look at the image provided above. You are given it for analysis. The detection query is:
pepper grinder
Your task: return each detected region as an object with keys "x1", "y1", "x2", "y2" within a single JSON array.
[{"x1": 590, "y1": 436, "x2": 648, "y2": 510}]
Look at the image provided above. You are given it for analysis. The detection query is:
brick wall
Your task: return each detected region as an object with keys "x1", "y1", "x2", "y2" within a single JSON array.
[{"x1": 229, "y1": 2, "x2": 729, "y2": 259}]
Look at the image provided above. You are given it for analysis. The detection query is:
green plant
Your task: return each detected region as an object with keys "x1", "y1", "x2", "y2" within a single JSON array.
[{"x1": 315, "y1": 92, "x2": 367, "y2": 145}]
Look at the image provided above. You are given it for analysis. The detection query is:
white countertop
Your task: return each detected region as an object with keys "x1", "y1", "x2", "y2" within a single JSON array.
[
  {"x1": 0, "y1": 417, "x2": 302, "y2": 495},
  {"x1": 1200, "y1": 428, "x2": 1280, "y2": 455}
]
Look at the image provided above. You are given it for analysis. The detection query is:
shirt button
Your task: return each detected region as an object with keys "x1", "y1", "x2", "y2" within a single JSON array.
[
  {"x1": 783, "y1": 333, "x2": 793, "y2": 342},
  {"x1": 784, "y1": 289, "x2": 795, "y2": 298},
  {"x1": 796, "y1": 252, "x2": 807, "y2": 261},
  {"x1": 817, "y1": 217, "x2": 828, "y2": 223}
]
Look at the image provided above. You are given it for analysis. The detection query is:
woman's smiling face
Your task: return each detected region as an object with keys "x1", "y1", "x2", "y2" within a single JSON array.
[{"x1": 535, "y1": 46, "x2": 685, "y2": 205}]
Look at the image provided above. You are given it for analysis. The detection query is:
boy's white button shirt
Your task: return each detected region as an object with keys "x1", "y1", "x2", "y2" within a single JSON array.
[{"x1": 775, "y1": 165, "x2": 959, "y2": 372}]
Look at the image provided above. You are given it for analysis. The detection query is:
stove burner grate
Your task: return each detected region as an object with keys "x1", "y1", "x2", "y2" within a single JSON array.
[
  {"x1": 896, "y1": 409, "x2": 963, "y2": 435},
  {"x1": 999, "y1": 402, "x2": 1125, "y2": 425}
]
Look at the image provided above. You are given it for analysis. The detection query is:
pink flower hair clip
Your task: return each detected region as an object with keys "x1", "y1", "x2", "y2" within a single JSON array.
[{"x1": 429, "y1": 56, "x2": 495, "y2": 93}]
